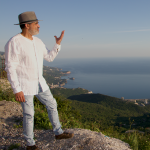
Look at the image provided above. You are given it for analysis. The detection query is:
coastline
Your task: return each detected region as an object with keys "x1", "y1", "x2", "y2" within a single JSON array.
[
  {"x1": 43, "y1": 65, "x2": 93, "y2": 94},
  {"x1": 44, "y1": 58, "x2": 150, "y2": 99}
]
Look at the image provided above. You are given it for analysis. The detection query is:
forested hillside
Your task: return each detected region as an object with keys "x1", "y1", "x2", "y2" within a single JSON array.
[
  {"x1": 51, "y1": 87, "x2": 89, "y2": 98},
  {"x1": 50, "y1": 88, "x2": 150, "y2": 131},
  {"x1": 69, "y1": 94, "x2": 150, "y2": 129},
  {"x1": 43, "y1": 66, "x2": 68, "y2": 86}
]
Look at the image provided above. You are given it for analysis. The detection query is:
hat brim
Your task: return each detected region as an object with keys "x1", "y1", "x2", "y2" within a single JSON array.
[{"x1": 14, "y1": 20, "x2": 42, "y2": 25}]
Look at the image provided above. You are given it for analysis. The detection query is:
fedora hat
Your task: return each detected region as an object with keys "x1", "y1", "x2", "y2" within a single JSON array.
[{"x1": 14, "y1": 11, "x2": 42, "y2": 25}]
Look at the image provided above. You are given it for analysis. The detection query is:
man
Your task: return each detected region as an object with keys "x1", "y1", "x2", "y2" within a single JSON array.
[{"x1": 5, "y1": 11, "x2": 74, "y2": 150}]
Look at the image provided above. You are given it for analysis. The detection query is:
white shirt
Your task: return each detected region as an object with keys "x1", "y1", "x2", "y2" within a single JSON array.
[{"x1": 5, "y1": 33, "x2": 61, "y2": 95}]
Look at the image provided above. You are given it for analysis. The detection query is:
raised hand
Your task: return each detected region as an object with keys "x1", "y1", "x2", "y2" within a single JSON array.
[{"x1": 54, "y1": 30, "x2": 65, "y2": 45}]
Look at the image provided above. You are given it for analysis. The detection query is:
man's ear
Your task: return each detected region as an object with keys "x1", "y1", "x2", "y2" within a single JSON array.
[{"x1": 25, "y1": 24, "x2": 30, "y2": 29}]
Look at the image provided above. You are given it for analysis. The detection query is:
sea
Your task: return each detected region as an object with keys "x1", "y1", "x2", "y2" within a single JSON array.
[{"x1": 43, "y1": 57, "x2": 150, "y2": 99}]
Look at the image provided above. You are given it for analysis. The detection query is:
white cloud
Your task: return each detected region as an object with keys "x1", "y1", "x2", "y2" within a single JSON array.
[{"x1": 116, "y1": 29, "x2": 150, "y2": 33}]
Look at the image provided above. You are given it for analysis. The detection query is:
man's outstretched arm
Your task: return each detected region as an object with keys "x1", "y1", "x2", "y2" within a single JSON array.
[{"x1": 43, "y1": 30, "x2": 65, "y2": 62}]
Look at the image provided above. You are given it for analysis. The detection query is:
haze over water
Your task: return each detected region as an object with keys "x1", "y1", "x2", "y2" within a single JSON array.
[{"x1": 44, "y1": 57, "x2": 150, "y2": 99}]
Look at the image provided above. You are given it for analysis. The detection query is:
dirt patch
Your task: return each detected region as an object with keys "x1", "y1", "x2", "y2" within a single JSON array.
[{"x1": 0, "y1": 79, "x2": 11, "y2": 92}]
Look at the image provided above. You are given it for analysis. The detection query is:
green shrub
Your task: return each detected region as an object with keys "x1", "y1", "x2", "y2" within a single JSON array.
[
  {"x1": 33, "y1": 95, "x2": 82, "y2": 129},
  {"x1": 34, "y1": 108, "x2": 52, "y2": 129},
  {"x1": 0, "y1": 85, "x2": 15, "y2": 101},
  {"x1": 8, "y1": 143, "x2": 20, "y2": 150},
  {"x1": 0, "y1": 69, "x2": 7, "y2": 78}
]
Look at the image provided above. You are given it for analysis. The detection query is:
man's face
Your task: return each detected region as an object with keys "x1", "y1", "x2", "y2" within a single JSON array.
[{"x1": 28, "y1": 21, "x2": 40, "y2": 35}]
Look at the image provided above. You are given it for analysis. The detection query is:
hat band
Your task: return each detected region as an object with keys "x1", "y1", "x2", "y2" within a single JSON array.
[{"x1": 20, "y1": 19, "x2": 38, "y2": 24}]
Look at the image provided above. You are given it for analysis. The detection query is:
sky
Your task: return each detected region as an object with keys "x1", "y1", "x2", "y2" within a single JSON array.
[{"x1": 0, "y1": 0, "x2": 150, "y2": 58}]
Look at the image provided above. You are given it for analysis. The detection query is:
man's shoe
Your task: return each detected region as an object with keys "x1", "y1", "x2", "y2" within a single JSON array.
[
  {"x1": 26, "y1": 145, "x2": 39, "y2": 150},
  {"x1": 55, "y1": 132, "x2": 74, "y2": 140}
]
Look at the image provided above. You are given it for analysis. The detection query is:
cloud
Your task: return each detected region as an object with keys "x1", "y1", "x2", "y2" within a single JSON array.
[{"x1": 116, "y1": 29, "x2": 150, "y2": 33}]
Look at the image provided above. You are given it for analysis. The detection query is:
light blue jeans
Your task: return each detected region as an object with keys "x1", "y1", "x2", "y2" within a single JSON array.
[{"x1": 21, "y1": 83, "x2": 63, "y2": 146}]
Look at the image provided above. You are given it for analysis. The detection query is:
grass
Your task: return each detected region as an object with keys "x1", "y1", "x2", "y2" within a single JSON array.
[
  {"x1": 8, "y1": 143, "x2": 20, "y2": 150},
  {"x1": 0, "y1": 68, "x2": 7, "y2": 79}
]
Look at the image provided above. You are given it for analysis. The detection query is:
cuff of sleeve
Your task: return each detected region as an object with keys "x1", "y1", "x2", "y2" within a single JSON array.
[
  {"x1": 13, "y1": 87, "x2": 22, "y2": 94},
  {"x1": 54, "y1": 44, "x2": 61, "y2": 52}
]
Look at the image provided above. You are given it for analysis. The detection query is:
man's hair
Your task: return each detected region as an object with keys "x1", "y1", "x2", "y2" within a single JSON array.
[
  {"x1": 20, "y1": 24, "x2": 25, "y2": 29},
  {"x1": 20, "y1": 23, "x2": 32, "y2": 29}
]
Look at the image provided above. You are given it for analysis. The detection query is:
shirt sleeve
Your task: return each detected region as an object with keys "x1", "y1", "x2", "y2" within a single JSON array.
[
  {"x1": 5, "y1": 39, "x2": 22, "y2": 94},
  {"x1": 43, "y1": 43, "x2": 61, "y2": 62}
]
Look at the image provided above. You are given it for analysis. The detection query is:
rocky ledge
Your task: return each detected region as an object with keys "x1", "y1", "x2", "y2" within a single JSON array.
[{"x1": 0, "y1": 100, "x2": 131, "y2": 150}]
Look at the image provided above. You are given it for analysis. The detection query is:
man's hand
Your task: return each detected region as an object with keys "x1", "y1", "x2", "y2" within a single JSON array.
[
  {"x1": 15, "y1": 91, "x2": 25, "y2": 102},
  {"x1": 54, "y1": 30, "x2": 65, "y2": 45}
]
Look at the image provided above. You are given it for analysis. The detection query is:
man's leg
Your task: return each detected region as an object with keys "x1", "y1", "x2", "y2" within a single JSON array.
[
  {"x1": 21, "y1": 95, "x2": 35, "y2": 146},
  {"x1": 35, "y1": 89, "x2": 64, "y2": 135}
]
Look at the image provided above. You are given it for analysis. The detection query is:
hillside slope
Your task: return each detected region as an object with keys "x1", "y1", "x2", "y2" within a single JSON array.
[
  {"x1": 50, "y1": 88, "x2": 150, "y2": 129},
  {"x1": 68, "y1": 93, "x2": 150, "y2": 128}
]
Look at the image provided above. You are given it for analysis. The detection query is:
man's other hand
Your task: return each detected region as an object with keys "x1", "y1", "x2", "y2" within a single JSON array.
[
  {"x1": 15, "y1": 91, "x2": 25, "y2": 102},
  {"x1": 54, "y1": 30, "x2": 65, "y2": 45}
]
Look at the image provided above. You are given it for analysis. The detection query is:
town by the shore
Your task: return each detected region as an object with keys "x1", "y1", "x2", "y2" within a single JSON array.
[{"x1": 43, "y1": 65, "x2": 93, "y2": 94}]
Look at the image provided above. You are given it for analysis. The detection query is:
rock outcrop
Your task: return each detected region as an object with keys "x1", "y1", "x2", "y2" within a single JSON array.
[{"x1": 0, "y1": 100, "x2": 131, "y2": 150}]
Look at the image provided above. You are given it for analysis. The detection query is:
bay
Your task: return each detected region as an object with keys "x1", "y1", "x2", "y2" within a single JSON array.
[{"x1": 43, "y1": 57, "x2": 150, "y2": 99}]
